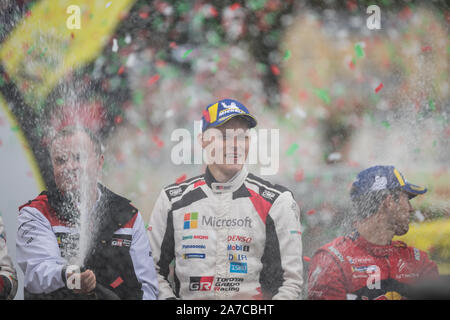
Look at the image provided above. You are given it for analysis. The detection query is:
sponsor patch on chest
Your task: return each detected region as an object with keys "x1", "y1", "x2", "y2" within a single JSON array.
[{"x1": 230, "y1": 262, "x2": 248, "y2": 274}]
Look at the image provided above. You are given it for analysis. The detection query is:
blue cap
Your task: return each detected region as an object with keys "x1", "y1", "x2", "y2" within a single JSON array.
[
  {"x1": 351, "y1": 165, "x2": 427, "y2": 200},
  {"x1": 201, "y1": 99, "x2": 257, "y2": 132}
]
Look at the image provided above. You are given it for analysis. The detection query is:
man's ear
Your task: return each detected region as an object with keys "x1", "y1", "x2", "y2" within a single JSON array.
[{"x1": 379, "y1": 194, "x2": 394, "y2": 215}]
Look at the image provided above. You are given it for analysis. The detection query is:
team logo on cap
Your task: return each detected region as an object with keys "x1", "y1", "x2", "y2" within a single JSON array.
[
  {"x1": 201, "y1": 99, "x2": 257, "y2": 132},
  {"x1": 370, "y1": 176, "x2": 387, "y2": 191},
  {"x1": 205, "y1": 103, "x2": 219, "y2": 124},
  {"x1": 221, "y1": 101, "x2": 238, "y2": 109}
]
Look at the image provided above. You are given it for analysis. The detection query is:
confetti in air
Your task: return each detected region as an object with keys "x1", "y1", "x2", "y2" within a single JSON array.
[
  {"x1": 114, "y1": 115, "x2": 123, "y2": 124},
  {"x1": 152, "y1": 136, "x2": 164, "y2": 148},
  {"x1": 271, "y1": 65, "x2": 280, "y2": 76},
  {"x1": 375, "y1": 83, "x2": 383, "y2": 93},
  {"x1": 284, "y1": 50, "x2": 291, "y2": 60},
  {"x1": 139, "y1": 11, "x2": 149, "y2": 19},
  {"x1": 286, "y1": 143, "x2": 299, "y2": 156},
  {"x1": 428, "y1": 99, "x2": 435, "y2": 111},
  {"x1": 147, "y1": 74, "x2": 160, "y2": 86},
  {"x1": 183, "y1": 49, "x2": 193, "y2": 59},
  {"x1": 314, "y1": 88, "x2": 331, "y2": 104},
  {"x1": 230, "y1": 3, "x2": 241, "y2": 11},
  {"x1": 295, "y1": 169, "x2": 304, "y2": 182},
  {"x1": 176, "y1": 174, "x2": 187, "y2": 184},
  {"x1": 354, "y1": 43, "x2": 364, "y2": 58},
  {"x1": 112, "y1": 38, "x2": 118, "y2": 52}
]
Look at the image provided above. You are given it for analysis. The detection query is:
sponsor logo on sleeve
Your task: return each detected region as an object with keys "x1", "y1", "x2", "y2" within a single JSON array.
[
  {"x1": 18, "y1": 221, "x2": 37, "y2": 245},
  {"x1": 261, "y1": 190, "x2": 276, "y2": 201},
  {"x1": 169, "y1": 188, "x2": 182, "y2": 197},
  {"x1": 111, "y1": 238, "x2": 132, "y2": 247}
]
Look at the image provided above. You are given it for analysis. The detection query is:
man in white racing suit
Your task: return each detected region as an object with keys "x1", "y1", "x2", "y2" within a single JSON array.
[
  {"x1": 16, "y1": 126, "x2": 158, "y2": 299},
  {"x1": 0, "y1": 215, "x2": 18, "y2": 300},
  {"x1": 148, "y1": 99, "x2": 303, "y2": 299}
]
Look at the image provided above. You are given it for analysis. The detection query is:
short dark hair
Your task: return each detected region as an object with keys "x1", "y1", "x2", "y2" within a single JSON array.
[
  {"x1": 350, "y1": 187, "x2": 403, "y2": 221},
  {"x1": 50, "y1": 126, "x2": 103, "y2": 156}
]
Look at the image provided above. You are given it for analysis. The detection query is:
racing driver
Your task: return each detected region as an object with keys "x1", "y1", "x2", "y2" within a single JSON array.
[
  {"x1": 307, "y1": 165, "x2": 439, "y2": 300},
  {"x1": 148, "y1": 98, "x2": 303, "y2": 299}
]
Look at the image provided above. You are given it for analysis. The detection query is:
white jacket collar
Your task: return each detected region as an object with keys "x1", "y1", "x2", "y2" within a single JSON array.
[{"x1": 206, "y1": 167, "x2": 248, "y2": 194}]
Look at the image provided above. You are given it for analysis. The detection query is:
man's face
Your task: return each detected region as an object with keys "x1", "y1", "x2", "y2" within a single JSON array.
[
  {"x1": 202, "y1": 117, "x2": 250, "y2": 176},
  {"x1": 50, "y1": 130, "x2": 103, "y2": 196},
  {"x1": 385, "y1": 191, "x2": 414, "y2": 236}
]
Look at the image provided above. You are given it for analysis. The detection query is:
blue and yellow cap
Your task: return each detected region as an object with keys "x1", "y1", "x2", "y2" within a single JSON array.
[
  {"x1": 351, "y1": 165, "x2": 427, "y2": 200},
  {"x1": 201, "y1": 99, "x2": 257, "y2": 132}
]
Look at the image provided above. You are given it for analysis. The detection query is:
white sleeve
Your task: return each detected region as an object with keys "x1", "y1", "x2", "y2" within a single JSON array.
[
  {"x1": 129, "y1": 212, "x2": 159, "y2": 300},
  {"x1": 269, "y1": 192, "x2": 304, "y2": 300},
  {"x1": 16, "y1": 207, "x2": 66, "y2": 294},
  {"x1": 148, "y1": 190, "x2": 177, "y2": 300},
  {"x1": 0, "y1": 216, "x2": 18, "y2": 299}
]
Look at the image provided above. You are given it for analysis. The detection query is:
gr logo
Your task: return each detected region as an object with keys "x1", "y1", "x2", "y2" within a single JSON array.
[
  {"x1": 189, "y1": 276, "x2": 214, "y2": 291},
  {"x1": 66, "y1": 265, "x2": 81, "y2": 290}
]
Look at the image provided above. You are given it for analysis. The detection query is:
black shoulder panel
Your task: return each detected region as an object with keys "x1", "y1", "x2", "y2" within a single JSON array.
[
  {"x1": 164, "y1": 175, "x2": 204, "y2": 201},
  {"x1": 171, "y1": 187, "x2": 208, "y2": 212}
]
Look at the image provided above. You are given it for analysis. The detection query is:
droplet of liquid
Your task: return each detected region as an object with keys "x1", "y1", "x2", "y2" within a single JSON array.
[{"x1": 112, "y1": 38, "x2": 118, "y2": 52}]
